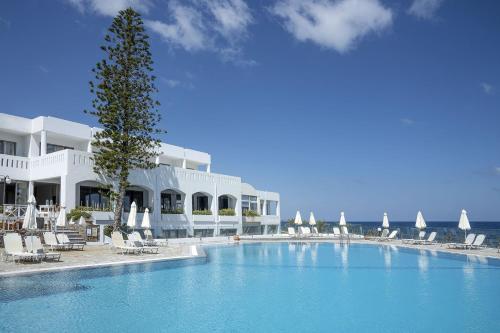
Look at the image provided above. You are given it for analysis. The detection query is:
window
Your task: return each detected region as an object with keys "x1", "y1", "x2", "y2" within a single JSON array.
[
  {"x1": 161, "y1": 192, "x2": 183, "y2": 212},
  {"x1": 241, "y1": 195, "x2": 257, "y2": 213},
  {"x1": 124, "y1": 190, "x2": 144, "y2": 212},
  {"x1": 266, "y1": 201, "x2": 278, "y2": 215},
  {"x1": 46, "y1": 143, "x2": 73, "y2": 154},
  {"x1": 0, "y1": 140, "x2": 16, "y2": 155},
  {"x1": 80, "y1": 186, "x2": 110, "y2": 210}
]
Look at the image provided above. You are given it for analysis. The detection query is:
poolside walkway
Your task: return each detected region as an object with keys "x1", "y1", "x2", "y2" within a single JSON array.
[
  {"x1": 0, "y1": 244, "x2": 209, "y2": 277},
  {"x1": 240, "y1": 236, "x2": 500, "y2": 259}
]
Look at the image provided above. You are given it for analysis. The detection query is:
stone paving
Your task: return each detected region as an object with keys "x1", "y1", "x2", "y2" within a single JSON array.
[
  {"x1": 0, "y1": 243, "x2": 207, "y2": 277},
  {"x1": 1, "y1": 237, "x2": 498, "y2": 277}
]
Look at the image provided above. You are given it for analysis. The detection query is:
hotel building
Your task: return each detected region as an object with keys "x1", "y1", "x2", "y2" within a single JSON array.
[{"x1": 0, "y1": 113, "x2": 280, "y2": 241}]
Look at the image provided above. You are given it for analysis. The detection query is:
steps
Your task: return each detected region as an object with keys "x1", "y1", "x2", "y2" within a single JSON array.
[{"x1": 54, "y1": 227, "x2": 86, "y2": 245}]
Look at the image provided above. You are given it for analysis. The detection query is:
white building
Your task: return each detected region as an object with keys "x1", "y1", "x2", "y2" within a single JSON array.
[{"x1": 0, "y1": 113, "x2": 280, "y2": 241}]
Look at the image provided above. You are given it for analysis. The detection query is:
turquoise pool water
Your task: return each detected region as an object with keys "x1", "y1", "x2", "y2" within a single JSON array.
[{"x1": 1, "y1": 243, "x2": 499, "y2": 332}]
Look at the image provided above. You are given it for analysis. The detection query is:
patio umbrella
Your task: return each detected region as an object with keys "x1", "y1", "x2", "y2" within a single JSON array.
[
  {"x1": 382, "y1": 212, "x2": 389, "y2": 229},
  {"x1": 141, "y1": 208, "x2": 151, "y2": 229},
  {"x1": 458, "y1": 209, "x2": 471, "y2": 241},
  {"x1": 294, "y1": 210, "x2": 302, "y2": 225},
  {"x1": 22, "y1": 195, "x2": 37, "y2": 252},
  {"x1": 127, "y1": 201, "x2": 137, "y2": 230},
  {"x1": 309, "y1": 212, "x2": 316, "y2": 226},
  {"x1": 78, "y1": 216, "x2": 86, "y2": 226},
  {"x1": 56, "y1": 207, "x2": 67, "y2": 227},
  {"x1": 415, "y1": 211, "x2": 426, "y2": 230},
  {"x1": 339, "y1": 211, "x2": 347, "y2": 227},
  {"x1": 22, "y1": 195, "x2": 37, "y2": 230}
]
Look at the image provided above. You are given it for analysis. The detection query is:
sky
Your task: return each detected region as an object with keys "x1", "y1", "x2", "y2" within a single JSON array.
[{"x1": 0, "y1": 0, "x2": 499, "y2": 221}]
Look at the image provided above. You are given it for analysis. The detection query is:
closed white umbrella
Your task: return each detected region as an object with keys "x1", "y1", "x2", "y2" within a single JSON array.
[
  {"x1": 309, "y1": 212, "x2": 316, "y2": 226},
  {"x1": 294, "y1": 210, "x2": 302, "y2": 225},
  {"x1": 141, "y1": 208, "x2": 151, "y2": 229},
  {"x1": 56, "y1": 207, "x2": 67, "y2": 227},
  {"x1": 458, "y1": 209, "x2": 471, "y2": 241},
  {"x1": 22, "y1": 195, "x2": 37, "y2": 230},
  {"x1": 78, "y1": 216, "x2": 86, "y2": 226},
  {"x1": 339, "y1": 211, "x2": 347, "y2": 226},
  {"x1": 415, "y1": 211, "x2": 426, "y2": 230},
  {"x1": 127, "y1": 201, "x2": 137, "y2": 229},
  {"x1": 382, "y1": 212, "x2": 389, "y2": 229}
]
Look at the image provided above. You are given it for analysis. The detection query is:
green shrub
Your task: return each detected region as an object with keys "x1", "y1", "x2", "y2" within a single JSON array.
[
  {"x1": 219, "y1": 208, "x2": 235, "y2": 216},
  {"x1": 193, "y1": 209, "x2": 212, "y2": 215},
  {"x1": 161, "y1": 208, "x2": 184, "y2": 214},
  {"x1": 66, "y1": 208, "x2": 92, "y2": 222},
  {"x1": 243, "y1": 210, "x2": 259, "y2": 217},
  {"x1": 75, "y1": 205, "x2": 112, "y2": 212},
  {"x1": 104, "y1": 223, "x2": 131, "y2": 237}
]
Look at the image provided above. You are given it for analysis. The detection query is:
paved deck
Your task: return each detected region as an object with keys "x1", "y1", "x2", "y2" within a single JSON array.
[
  {"x1": 241, "y1": 237, "x2": 500, "y2": 259},
  {"x1": 0, "y1": 244, "x2": 208, "y2": 277},
  {"x1": 1, "y1": 237, "x2": 498, "y2": 277}
]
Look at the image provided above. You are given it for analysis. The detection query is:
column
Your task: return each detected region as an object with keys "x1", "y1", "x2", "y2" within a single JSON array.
[
  {"x1": 28, "y1": 135, "x2": 39, "y2": 157},
  {"x1": 182, "y1": 159, "x2": 187, "y2": 169},
  {"x1": 206, "y1": 164, "x2": 211, "y2": 173},
  {"x1": 87, "y1": 140, "x2": 92, "y2": 153},
  {"x1": 40, "y1": 130, "x2": 47, "y2": 156},
  {"x1": 28, "y1": 181, "x2": 34, "y2": 198}
]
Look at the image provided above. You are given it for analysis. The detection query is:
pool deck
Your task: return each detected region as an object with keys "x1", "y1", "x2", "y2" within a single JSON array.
[
  {"x1": 240, "y1": 236, "x2": 500, "y2": 259},
  {"x1": 0, "y1": 243, "x2": 209, "y2": 277},
  {"x1": 1, "y1": 237, "x2": 499, "y2": 277}
]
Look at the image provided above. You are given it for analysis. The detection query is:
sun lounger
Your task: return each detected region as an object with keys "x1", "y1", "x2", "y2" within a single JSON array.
[
  {"x1": 143, "y1": 229, "x2": 162, "y2": 246},
  {"x1": 402, "y1": 231, "x2": 426, "y2": 244},
  {"x1": 411, "y1": 232, "x2": 437, "y2": 245},
  {"x1": 25, "y1": 235, "x2": 61, "y2": 261},
  {"x1": 469, "y1": 234, "x2": 486, "y2": 249},
  {"x1": 375, "y1": 229, "x2": 390, "y2": 240},
  {"x1": 111, "y1": 231, "x2": 142, "y2": 254},
  {"x1": 3, "y1": 233, "x2": 42, "y2": 263},
  {"x1": 288, "y1": 227, "x2": 296, "y2": 237},
  {"x1": 43, "y1": 232, "x2": 71, "y2": 250},
  {"x1": 302, "y1": 227, "x2": 312, "y2": 237},
  {"x1": 57, "y1": 233, "x2": 85, "y2": 250},
  {"x1": 447, "y1": 233, "x2": 476, "y2": 249},
  {"x1": 129, "y1": 232, "x2": 159, "y2": 253},
  {"x1": 378, "y1": 230, "x2": 398, "y2": 242}
]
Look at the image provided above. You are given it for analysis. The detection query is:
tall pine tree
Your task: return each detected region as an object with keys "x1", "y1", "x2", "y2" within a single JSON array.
[{"x1": 87, "y1": 8, "x2": 163, "y2": 230}]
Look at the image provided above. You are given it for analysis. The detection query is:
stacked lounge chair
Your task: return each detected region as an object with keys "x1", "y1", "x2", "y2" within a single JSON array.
[
  {"x1": 3, "y1": 233, "x2": 42, "y2": 263},
  {"x1": 25, "y1": 235, "x2": 61, "y2": 261},
  {"x1": 111, "y1": 231, "x2": 142, "y2": 254},
  {"x1": 43, "y1": 232, "x2": 71, "y2": 251},
  {"x1": 56, "y1": 233, "x2": 85, "y2": 250},
  {"x1": 129, "y1": 232, "x2": 159, "y2": 253},
  {"x1": 377, "y1": 230, "x2": 398, "y2": 242},
  {"x1": 447, "y1": 233, "x2": 476, "y2": 249}
]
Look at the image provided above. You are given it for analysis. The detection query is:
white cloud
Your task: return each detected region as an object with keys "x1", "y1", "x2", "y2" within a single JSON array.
[
  {"x1": 400, "y1": 118, "x2": 414, "y2": 125},
  {"x1": 206, "y1": 0, "x2": 253, "y2": 42},
  {"x1": 146, "y1": 4, "x2": 208, "y2": 52},
  {"x1": 66, "y1": 0, "x2": 152, "y2": 17},
  {"x1": 160, "y1": 76, "x2": 195, "y2": 89},
  {"x1": 146, "y1": 1, "x2": 254, "y2": 65},
  {"x1": 408, "y1": 0, "x2": 444, "y2": 20},
  {"x1": 270, "y1": 0, "x2": 393, "y2": 53},
  {"x1": 481, "y1": 82, "x2": 494, "y2": 95}
]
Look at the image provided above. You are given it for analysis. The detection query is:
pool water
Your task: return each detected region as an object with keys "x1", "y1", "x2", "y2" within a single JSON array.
[{"x1": 1, "y1": 243, "x2": 499, "y2": 332}]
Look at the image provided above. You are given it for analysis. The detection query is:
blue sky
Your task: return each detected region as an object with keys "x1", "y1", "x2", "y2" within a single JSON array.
[{"x1": 0, "y1": 0, "x2": 499, "y2": 221}]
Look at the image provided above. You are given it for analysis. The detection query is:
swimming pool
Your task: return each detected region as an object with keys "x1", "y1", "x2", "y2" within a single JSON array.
[{"x1": 1, "y1": 243, "x2": 499, "y2": 332}]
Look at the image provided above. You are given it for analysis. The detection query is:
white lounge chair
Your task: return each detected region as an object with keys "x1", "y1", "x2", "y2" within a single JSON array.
[
  {"x1": 143, "y1": 229, "x2": 162, "y2": 246},
  {"x1": 43, "y1": 232, "x2": 71, "y2": 250},
  {"x1": 378, "y1": 230, "x2": 398, "y2": 242},
  {"x1": 25, "y1": 235, "x2": 61, "y2": 261},
  {"x1": 470, "y1": 234, "x2": 486, "y2": 249},
  {"x1": 302, "y1": 227, "x2": 312, "y2": 237},
  {"x1": 402, "y1": 231, "x2": 426, "y2": 244},
  {"x1": 332, "y1": 227, "x2": 341, "y2": 238},
  {"x1": 111, "y1": 231, "x2": 142, "y2": 254},
  {"x1": 312, "y1": 227, "x2": 319, "y2": 234},
  {"x1": 447, "y1": 233, "x2": 476, "y2": 249},
  {"x1": 375, "y1": 229, "x2": 390, "y2": 241},
  {"x1": 3, "y1": 233, "x2": 42, "y2": 263},
  {"x1": 129, "y1": 232, "x2": 159, "y2": 253},
  {"x1": 288, "y1": 227, "x2": 296, "y2": 237},
  {"x1": 412, "y1": 232, "x2": 437, "y2": 245},
  {"x1": 57, "y1": 233, "x2": 85, "y2": 250}
]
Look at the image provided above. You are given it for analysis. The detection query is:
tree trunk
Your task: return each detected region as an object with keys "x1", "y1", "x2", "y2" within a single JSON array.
[{"x1": 113, "y1": 174, "x2": 128, "y2": 230}]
